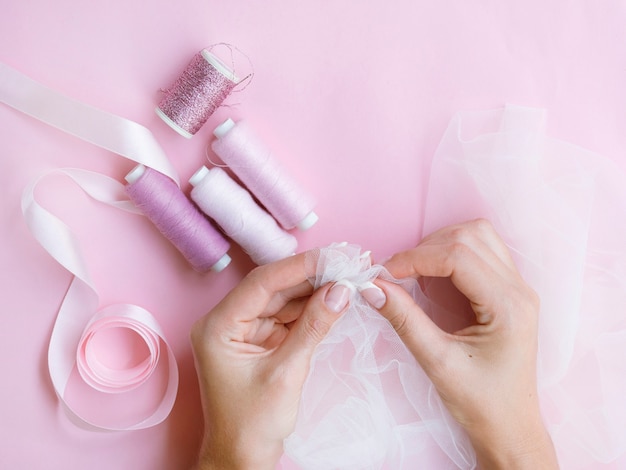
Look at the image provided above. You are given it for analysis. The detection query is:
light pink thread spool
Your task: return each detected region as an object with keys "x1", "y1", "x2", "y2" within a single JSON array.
[
  {"x1": 189, "y1": 166, "x2": 298, "y2": 265},
  {"x1": 210, "y1": 118, "x2": 319, "y2": 231},
  {"x1": 156, "y1": 50, "x2": 239, "y2": 138}
]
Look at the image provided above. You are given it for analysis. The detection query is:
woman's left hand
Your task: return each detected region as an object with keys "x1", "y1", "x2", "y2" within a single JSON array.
[{"x1": 191, "y1": 252, "x2": 351, "y2": 470}]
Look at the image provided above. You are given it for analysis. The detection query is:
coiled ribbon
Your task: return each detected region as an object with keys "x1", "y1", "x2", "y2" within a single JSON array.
[{"x1": 2, "y1": 62, "x2": 179, "y2": 431}]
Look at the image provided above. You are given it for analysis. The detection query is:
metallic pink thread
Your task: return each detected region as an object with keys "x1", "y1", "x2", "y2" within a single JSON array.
[{"x1": 157, "y1": 51, "x2": 237, "y2": 137}]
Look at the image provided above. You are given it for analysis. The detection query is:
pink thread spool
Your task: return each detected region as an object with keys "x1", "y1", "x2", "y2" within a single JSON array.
[
  {"x1": 189, "y1": 165, "x2": 298, "y2": 265},
  {"x1": 211, "y1": 119, "x2": 319, "y2": 231},
  {"x1": 125, "y1": 164, "x2": 231, "y2": 272},
  {"x1": 156, "y1": 50, "x2": 239, "y2": 138}
]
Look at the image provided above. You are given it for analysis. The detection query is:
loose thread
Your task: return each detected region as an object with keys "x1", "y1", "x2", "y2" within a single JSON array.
[
  {"x1": 207, "y1": 42, "x2": 254, "y2": 93},
  {"x1": 125, "y1": 165, "x2": 231, "y2": 272}
]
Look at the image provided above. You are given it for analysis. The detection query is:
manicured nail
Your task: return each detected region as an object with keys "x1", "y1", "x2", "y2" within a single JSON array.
[
  {"x1": 325, "y1": 283, "x2": 352, "y2": 313},
  {"x1": 358, "y1": 282, "x2": 387, "y2": 309}
]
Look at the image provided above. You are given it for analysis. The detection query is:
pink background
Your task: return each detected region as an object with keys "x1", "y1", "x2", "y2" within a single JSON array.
[{"x1": 1, "y1": 1, "x2": 625, "y2": 468}]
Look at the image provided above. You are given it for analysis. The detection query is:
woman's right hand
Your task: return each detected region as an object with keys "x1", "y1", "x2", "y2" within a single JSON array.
[{"x1": 372, "y1": 219, "x2": 559, "y2": 469}]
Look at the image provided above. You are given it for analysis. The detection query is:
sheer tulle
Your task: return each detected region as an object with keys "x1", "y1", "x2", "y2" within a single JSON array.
[
  {"x1": 281, "y1": 106, "x2": 626, "y2": 469},
  {"x1": 283, "y1": 244, "x2": 475, "y2": 469},
  {"x1": 423, "y1": 106, "x2": 626, "y2": 469}
]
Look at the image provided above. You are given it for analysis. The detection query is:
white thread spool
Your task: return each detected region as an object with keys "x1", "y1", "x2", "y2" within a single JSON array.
[{"x1": 189, "y1": 165, "x2": 298, "y2": 265}]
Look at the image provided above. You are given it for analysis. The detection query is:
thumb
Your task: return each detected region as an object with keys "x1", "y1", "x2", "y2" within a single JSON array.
[
  {"x1": 276, "y1": 282, "x2": 349, "y2": 371},
  {"x1": 373, "y1": 280, "x2": 449, "y2": 373}
]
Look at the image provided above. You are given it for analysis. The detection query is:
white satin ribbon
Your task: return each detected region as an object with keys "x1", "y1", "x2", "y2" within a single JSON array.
[
  {"x1": 0, "y1": 62, "x2": 179, "y2": 184},
  {"x1": 1, "y1": 61, "x2": 182, "y2": 431}
]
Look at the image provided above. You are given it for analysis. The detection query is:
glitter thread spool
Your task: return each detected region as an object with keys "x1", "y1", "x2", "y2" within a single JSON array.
[
  {"x1": 125, "y1": 164, "x2": 231, "y2": 272},
  {"x1": 189, "y1": 166, "x2": 298, "y2": 265},
  {"x1": 156, "y1": 50, "x2": 239, "y2": 138},
  {"x1": 210, "y1": 118, "x2": 319, "y2": 231}
]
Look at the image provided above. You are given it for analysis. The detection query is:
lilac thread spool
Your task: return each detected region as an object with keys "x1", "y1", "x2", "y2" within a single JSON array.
[
  {"x1": 210, "y1": 118, "x2": 319, "y2": 231},
  {"x1": 156, "y1": 50, "x2": 239, "y2": 138},
  {"x1": 189, "y1": 165, "x2": 298, "y2": 265},
  {"x1": 125, "y1": 164, "x2": 231, "y2": 272}
]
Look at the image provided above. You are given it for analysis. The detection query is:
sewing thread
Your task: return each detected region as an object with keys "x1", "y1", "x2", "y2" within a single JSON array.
[
  {"x1": 189, "y1": 166, "x2": 298, "y2": 265},
  {"x1": 210, "y1": 118, "x2": 319, "y2": 231},
  {"x1": 156, "y1": 49, "x2": 239, "y2": 138},
  {"x1": 125, "y1": 165, "x2": 231, "y2": 272}
]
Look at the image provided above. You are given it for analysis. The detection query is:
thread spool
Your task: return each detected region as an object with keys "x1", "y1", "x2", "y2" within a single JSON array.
[
  {"x1": 156, "y1": 49, "x2": 239, "y2": 138},
  {"x1": 125, "y1": 164, "x2": 231, "y2": 272},
  {"x1": 211, "y1": 118, "x2": 319, "y2": 231},
  {"x1": 189, "y1": 166, "x2": 298, "y2": 265}
]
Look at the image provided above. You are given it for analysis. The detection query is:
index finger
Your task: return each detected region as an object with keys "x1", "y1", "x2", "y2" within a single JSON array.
[
  {"x1": 384, "y1": 241, "x2": 510, "y2": 325},
  {"x1": 387, "y1": 220, "x2": 516, "y2": 279},
  {"x1": 214, "y1": 252, "x2": 314, "y2": 322}
]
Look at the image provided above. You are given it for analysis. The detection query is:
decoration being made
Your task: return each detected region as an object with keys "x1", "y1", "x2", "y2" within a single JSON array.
[
  {"x1": 211, "y1": 118, "x2": 319, "y2": 231},
  {"x1": 156, "y1": 48, "x2": 242, "y2": 138},
  {"x1": 189, "y1": 165, "x2": 297, "y2": 265},
  {"x1": 125, "y1": 164, "x2": 232, "y2": 273},
  {"x1": 284, "y1": 242, "x2": 475, "y2": 469}
]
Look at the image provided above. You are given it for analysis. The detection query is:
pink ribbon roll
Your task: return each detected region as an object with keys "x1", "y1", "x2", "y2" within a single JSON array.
[{"x1": 77, "y1": 307, "x2": 165, "y2": 394}]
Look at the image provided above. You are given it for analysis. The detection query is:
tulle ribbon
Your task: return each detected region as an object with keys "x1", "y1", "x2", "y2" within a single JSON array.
[{"x1": 2, "y1": 63, "x2": 180, "y2": 431}]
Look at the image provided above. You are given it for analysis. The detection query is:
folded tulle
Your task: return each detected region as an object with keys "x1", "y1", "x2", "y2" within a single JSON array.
[{"x1": 282, "y1": 106, "x2": 626, "y2": 469}]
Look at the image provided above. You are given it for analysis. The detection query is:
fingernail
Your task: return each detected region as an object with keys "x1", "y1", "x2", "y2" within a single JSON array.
[
  {"x1": 325, "y1": 283, "x2": 352, "y2": 313},
  {"x1": 358, "y1": 282, "x2": 387, "y2": 309}
]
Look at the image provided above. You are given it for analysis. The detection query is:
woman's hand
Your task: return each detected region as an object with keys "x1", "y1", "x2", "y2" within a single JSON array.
[
  {"x1": 190, "y1": 253, "x2": 351, "y2": 470},
  {"x1": 373, "y1": 219, "x2": 559, "y2": 469}
]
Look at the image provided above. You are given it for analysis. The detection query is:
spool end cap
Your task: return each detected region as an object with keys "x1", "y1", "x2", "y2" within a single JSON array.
[
  {"x1": 189, "y1": 166, "x2": 210, "y2": 187},
  {"x1": 297, "y1": 211, "x2": 319, "y2": 231},
  {"x1": 213, "y1": 118, "x2": 236, "y2": 138},
  {"x1": 125, "y1": 164, "x2": 147, "y2": 184},
  {"x1": 211, "y1": 253, "x2": 232, "y2": 272},
  {"x1": 200, "y1": 49, "x2": 239, "y2": 83},
  {"x1": 155, "y1": 107, "x2": 194, "y2": 139}
]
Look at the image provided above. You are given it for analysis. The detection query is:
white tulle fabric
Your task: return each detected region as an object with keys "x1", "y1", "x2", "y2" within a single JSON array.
[
  {"x1": 283, "y1": 106, "x2": 626, "y2": 469},
  {"x1": 283, "y1": 243, "x2": 476, "y2": 469}
]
